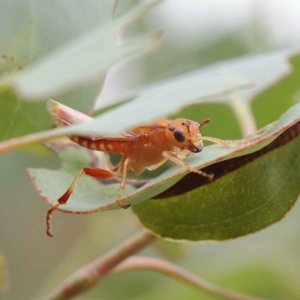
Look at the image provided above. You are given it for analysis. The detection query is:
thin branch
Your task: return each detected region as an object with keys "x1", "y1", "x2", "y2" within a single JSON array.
[
  {"x1": 42, "y1": 229, "x2": 157, "y2": 300},
  {"x1": 114, "y1": 256, "x2": 268, "y2": 300}
]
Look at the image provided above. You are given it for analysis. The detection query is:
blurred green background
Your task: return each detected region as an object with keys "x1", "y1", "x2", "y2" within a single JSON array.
[{"x1": 1, "y1": 1, "x2": 300, "y2": 299}]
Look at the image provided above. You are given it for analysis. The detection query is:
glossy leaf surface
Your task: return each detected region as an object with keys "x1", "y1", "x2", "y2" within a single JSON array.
[{"x1": 133, "y1": 123, "x2": 300, "y2": 240}]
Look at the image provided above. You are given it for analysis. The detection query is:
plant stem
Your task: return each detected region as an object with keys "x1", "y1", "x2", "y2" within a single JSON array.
[
  {"x1": 229, "y1": 91, "x2": 257, "y2": 137},
  {"x1": 114, "y1": 256, "x2": 268, "y2": 300},
  {"x1": 42, "y1": 229, "x2": 157, "y2": 300}
]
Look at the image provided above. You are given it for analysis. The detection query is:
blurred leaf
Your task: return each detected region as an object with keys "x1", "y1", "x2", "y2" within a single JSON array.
[
  {"x1": 216, "y1": 263, "x2": 300, "y2": 300},
  {"x1": 1, "y1": 47, "x2": 299, "y2": 155},
  {"x1": 252, "y1": 53, "x2": 300, "y2": 128},
  {"x1": 0, "y1": 0, "x2": 116, "y2": 139},
  {"x1": 142, "y1": 33, "x2": 251, "y2": 84},
  {"x1": 0, "y1": 86, "x2": 98, "y2": 143},
  {"x1": 0, "y1": 253, "x2": 9, "y2": 293},
  {"x1": 95, "y1": 47, "x2": 300, "y2": 115},
  {"x1": 0, "y1": 73, "x2": 249, "y2": 155},
  {"x1": 28, "y1": 102, "x2": 299, "y2": 215},
  {"x1": 132, "y1": 112, "x2": 300, "y2": 240},
  {"x1": 3, "y1": 26, "x2": 160, "y2": 101},
  {"x1": 0, "y1": 0, "x2": 161, "y2": 99},
  {"x1": 154, "y1": 239, "x2": 185, "y2": 260},
  {"x1": 0, "y1": 0, "x2": 114, "y2": 73},
  {"x1": 0, "y1": 0, "x2": 160, "y2": 147},
  {"x1": 219, "y1": 48, "x2": 299, "y2": 104}
]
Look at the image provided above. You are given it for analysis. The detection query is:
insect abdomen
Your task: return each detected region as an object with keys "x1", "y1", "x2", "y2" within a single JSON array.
[{"x1": 70, "y1": 136, "x2": 121, "y2": 153}]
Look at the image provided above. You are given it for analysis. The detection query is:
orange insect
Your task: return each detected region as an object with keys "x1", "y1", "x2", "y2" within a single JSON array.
[{"x1": 46, "y1": 100, "x2": 228, "y2": 237}]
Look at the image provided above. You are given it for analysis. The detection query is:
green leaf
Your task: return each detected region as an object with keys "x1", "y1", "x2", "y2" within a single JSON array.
[
  {"x1": 252, "y1": 53, "x2": 300, "y2": 128},
  {"x1": 0, "y1": 1, "x2": 160, "y2": 144},
  {"x1": 28, "y1": 142, "x2": 136, "y2": 212},
  {"x1": 4, "y1": 30, "x2": 160, "y2": 101},
  {"x1": 0, "y1": 87, "x2": 98, "y2": 143},
  {"x1": 0, "y1": 0, "x2": 160, "y2": 99},
  {"x1": 94, "y1": 47, "x2": 300, "y2": 121},
  {"x1": 132, "y1": 115, "x2": 300, "y2": 241},
  {"x1": 0, "y1": 0, "x2": 113, "y2": 72}
]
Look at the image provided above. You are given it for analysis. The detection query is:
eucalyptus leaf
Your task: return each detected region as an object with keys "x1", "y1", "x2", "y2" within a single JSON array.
[
  {"x1": 0, "y1": 1, "x2": 160, "y2": 144},
  {"x1": 0, "y1": 86, "x2": 99, "y2": 143},
  {"x1": 132, "y1": 127, "x2": 300, "y2": 241},
  {"x1": 253, "y1": 53, "x2": 300, "y2": 128},
  {"x1": 2, "y1": 47, "x2": 300, "y2": 155},
  {"x1": 28, "y1": 144, "x2": 136, "y2": 213},
  {"x1": 88, "y1": 48, "x2": 300, "y2": 137},
  {"x1": 1, "y1": 1, "x2": 161, "y2": 99},
  {"x1": 96, "y1": 47, "x2": 300, "y2": 110},
  {"x1": 0, "y1": 0, "x2": 114, "y2": 74}
]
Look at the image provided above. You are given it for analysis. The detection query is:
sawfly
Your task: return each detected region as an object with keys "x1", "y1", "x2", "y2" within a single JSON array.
[{"x1": 46, "y1": 100, "x2": 229, "y2": 237}]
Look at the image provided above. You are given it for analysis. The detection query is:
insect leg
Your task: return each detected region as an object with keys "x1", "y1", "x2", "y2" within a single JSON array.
[
  {"x1": 116, "y1": 157, "x2": 131, "y2": 209},
  {"x1": 201, "y1": 136, "x2": 230, "y2": 147},
  {"x1": 162, "y1": 151, "x2": 213, "y2": 181},
  {"x1": 146, "y1": 159, "x2": 167, "y2": 171},
  {"x1": 146, "y1": 149, "x2": 193, "y2": 171},
  {"x1": 46, "y1": 167, "x2": 116, "y2": 237}
]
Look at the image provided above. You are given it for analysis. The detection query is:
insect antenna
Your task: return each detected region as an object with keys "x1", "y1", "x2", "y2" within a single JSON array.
[
  {"x1": 199, "y1": 118, "x2": 211, "y2": 128},
  {"x1": 199, "y1": 118, "x2": 229, "y2": 147}
]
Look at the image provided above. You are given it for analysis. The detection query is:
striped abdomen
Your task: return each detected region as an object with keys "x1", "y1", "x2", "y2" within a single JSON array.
[{"x1": 70, "y1": 135, "x2": 126, "y2": 154}]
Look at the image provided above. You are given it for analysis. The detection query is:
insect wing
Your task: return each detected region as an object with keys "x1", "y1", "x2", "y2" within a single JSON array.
[
  {"x1": 47, "y1": 99, "x2": 93, "y2": 127},
  {"x1": 47, "y1": 100, "x2": 141, "y2": 142}
]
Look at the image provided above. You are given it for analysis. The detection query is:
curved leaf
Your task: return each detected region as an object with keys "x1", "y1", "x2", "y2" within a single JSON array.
[
  {"x1": 0, "y1": 87, "x2": 99, "y2": 143},
  {"x1": 2, "y1": 48, "x2": 300, "y2": 154},
  {"x1": 28, "y1": 142, "x2": 136, "y2": 212},
  {"x1": 1, "y1": 1, "x2": 160, "y2": 99},
  {"x1": 252, "y1": 53, "x2": 300, "y2": 128},
  {"x1": 132, "y1": 122, "x2": 300, "y2": 241},
  {"x1": 0, "y1": 1, "x2": 160, "y2": 144}
]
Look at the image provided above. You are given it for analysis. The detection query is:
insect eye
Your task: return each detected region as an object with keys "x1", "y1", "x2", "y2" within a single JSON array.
[{"x1": 174, "y1": 129, "x2": 185, "y2": 143}]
